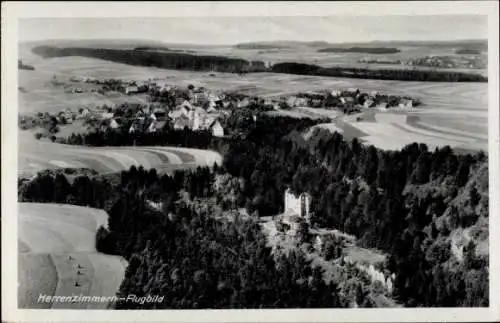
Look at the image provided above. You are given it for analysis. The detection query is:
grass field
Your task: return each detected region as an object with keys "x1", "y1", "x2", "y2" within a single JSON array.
[
  {"x1": 341, "y1": 112, "x2": 488, "y2": 152},
  {"x1": 18, "y1": 203, "x2": 127, "y2": 309},
  {"x1": 18, "y1": 130, "x2": 223, "y2": 178}
]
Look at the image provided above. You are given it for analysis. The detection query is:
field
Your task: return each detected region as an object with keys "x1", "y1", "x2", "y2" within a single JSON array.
[
  {"x1": 337, "y1": 112, "x2": 488, "y2": 152},
  {"x1": 18, "y1": 130, "x2": 223, "y2": 178},
  {"x1": 18, "y1": 203, "x2": 127, "y2": 309}
]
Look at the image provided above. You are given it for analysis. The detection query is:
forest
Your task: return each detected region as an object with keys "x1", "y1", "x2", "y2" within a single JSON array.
[
  {"x1": 455, "y1": 49, "x2": 483, "y2": 55},
  {"x1": 271, "y1": 62, "x2": 488, "y2": 82},
  {"x1": 31, "y1": 46, "x2": 266, "y2": 73},
  {"x1": 317, "y1": 47, "x2": 401, "y2": 54},
  {"x1": 20, "y1": 114, "x2": 489, "y2": 308}
]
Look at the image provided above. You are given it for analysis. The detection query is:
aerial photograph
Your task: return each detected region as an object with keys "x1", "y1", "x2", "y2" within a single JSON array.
[{"x1": 16, "y1": 14, "x2": 489, "y2": 310}]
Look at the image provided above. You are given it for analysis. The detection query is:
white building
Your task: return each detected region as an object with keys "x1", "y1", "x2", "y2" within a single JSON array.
[
  {"x1": 125, "y1": 85, "x2": 138, "y2": 95},
  {"x1": 147, "y1": 121, "x2": 157, "y2": 133},
  {"x1": 210, "y1": 120, "x2": 224, "y2": 137},
  {"x1": 80, "y1": 108, "x2": 91, "y2": 118},
  {"x1": 109, "y1": 119, "x2": 120, "y2": 129},
  {"x1": 284, "y1": 188, "x2": 311, "y2": 220},
  {"x1": 101, "y1": 112, "x2": 114, "y2": 120}
]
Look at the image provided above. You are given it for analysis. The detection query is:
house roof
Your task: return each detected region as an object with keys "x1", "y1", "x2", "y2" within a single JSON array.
[
  {"x1": 209, "y1": 119, "x2": 222, "y2": 129},
  {"x1": 169, "y1": 109, "x2": 186, "y2": 119}
]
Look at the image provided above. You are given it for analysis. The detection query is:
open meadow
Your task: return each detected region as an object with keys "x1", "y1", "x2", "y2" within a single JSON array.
[{"x1": 18, "y1": 202, "x2": 127, "y2": 309}]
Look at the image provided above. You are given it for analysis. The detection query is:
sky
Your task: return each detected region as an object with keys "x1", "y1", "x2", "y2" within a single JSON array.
[{"x1": 19, "y1": 15, "x2": 488, "y2": 45}]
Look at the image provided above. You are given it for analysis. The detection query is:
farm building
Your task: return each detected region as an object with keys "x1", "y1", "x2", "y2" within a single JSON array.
[{"x1": 125, "y1": 85, "x2": 139, "y2": 95}]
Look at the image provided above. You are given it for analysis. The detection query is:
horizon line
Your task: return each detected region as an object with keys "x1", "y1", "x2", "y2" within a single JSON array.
[{"x1": 20, "y1": 37, "x2": 489, "y2": 47}]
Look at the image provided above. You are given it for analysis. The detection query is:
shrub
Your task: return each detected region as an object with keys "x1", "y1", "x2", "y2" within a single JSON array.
[
  {"x1": 95, "y1": 225, "x2": 117, "y2": 255},
  {"x1": 34, "y1": 133, "x2": 43, "y2": 140}
]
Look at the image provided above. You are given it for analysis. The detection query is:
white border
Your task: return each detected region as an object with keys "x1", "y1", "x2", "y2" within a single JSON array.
[{"x1": 2, "y1": 2, "x2": 499, "y2": 322}]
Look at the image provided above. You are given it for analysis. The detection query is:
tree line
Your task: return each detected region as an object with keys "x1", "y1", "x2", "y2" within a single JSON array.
[
  {"x1": 31, "y1": 46, "x2": 266, "y2": 73},
  {"x1": 271, "y1": 62, "x2": 487, "y2": 82}
]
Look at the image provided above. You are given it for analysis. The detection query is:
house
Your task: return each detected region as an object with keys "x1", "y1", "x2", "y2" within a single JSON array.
[
  {"x1": 284, "y1": 188, "x2": 311, "y2": 221},
  {"x1": 147, "y1": 120, "x2": 157, "y2": 133},
  {"x1": 181, "y1": 100, "x2": 194, "y2": 110},
  {"x1": 206, "y1": 105, "x2": 217, "y2": 113},
  {"x1": 125, "y1": 85, "x2": 139, "y2": 95},
  {"x1": 376, "y1": 102, "x2": 388, "y2": 111},
  {"x1": 155, "y1": 120, "x2": 168, "y2": 131},
  {"x1": 209, "y1": 120, "x2": 224, "y2": 137},
  {"x1": 80, "y1": 108, "x2": 91, "y2": 118},
  {"x1": 398, "y1": 99, "x2": 413, "y2": 109},
  {"x1": 152, "y1": 110, "x2": 167, "y2": 120},
  {"x1": 169, "y1": 109, "x2": 186, "y2": 121},
  {"x1": 237, "y1": 97, "x2": 250, "y2": 108},
  {"x1": 129, "y1": 117, "x2": 155, "y2": 133},
  {"x1": 109, "y1": 118, "x2": 120, "y2": 129},
  {"x1": 101, "y1": 112, "x2": 114, "y2": 120},
  {"x1": 340, "y1": 97, "x2": 355, "y2": 105},
  {"x1": 364, "y1": 98, "x2": 375, "y2": 108},
  {"x1": 286, "y1": 96, "x2": 308, "y2": 107},
  {"x1": 331, "y1": 89, "x2": 342, "y2": 97}
]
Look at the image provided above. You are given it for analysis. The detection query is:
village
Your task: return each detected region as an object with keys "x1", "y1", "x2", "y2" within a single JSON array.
[
  {"x1": 358, "y1": 54, "x2": 486, "y2": 70},
  {"x1": 18, "y1": 74, "x2": 422, "y2": 142}
]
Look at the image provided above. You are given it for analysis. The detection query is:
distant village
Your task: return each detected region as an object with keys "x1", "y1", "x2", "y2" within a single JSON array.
[
  {"x1": 19, "y1": 74, "x2": 422, "y2": 140},
  {"x1": 358, "y1": 55, "x2": 486, "y2": 70}
]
